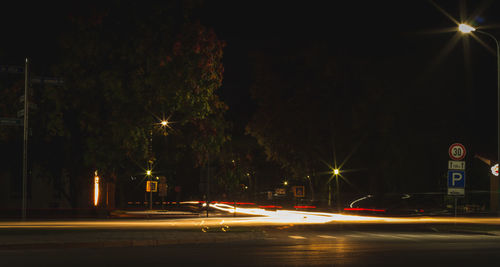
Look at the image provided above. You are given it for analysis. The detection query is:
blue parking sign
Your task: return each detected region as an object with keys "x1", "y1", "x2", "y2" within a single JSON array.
[{"x1": 448, "y1": 170, "x2": 465, "y2": 188}]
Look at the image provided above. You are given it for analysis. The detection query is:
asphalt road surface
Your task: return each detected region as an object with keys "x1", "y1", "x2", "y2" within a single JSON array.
[{"x1": 2, "y1": 228, "x2": 500, "y2": 266}]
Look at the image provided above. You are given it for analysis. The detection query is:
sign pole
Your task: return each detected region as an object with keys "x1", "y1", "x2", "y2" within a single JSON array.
[
  {"x1": 150, "y1": 177, "x2": 153, "y2": 210},
  {"x1": 206, "y1": 152, "x2": 210, "y2": 218},
  {"x1": 454, "y1": 197, "x2": 458, "y2": 223},
  {"x1": 22, "y1": 58, "x2": 29, "y2": 221}
]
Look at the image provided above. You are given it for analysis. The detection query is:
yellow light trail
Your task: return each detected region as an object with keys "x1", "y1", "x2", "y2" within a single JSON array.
[{"x1": 1, "y1": 202, "x2": 500, "y2": 229}]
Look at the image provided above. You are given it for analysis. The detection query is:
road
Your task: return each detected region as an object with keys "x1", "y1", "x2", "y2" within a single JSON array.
[
  {"x1": 1, "y1": 207, "x2": 500, "y2": 266},
  {"x1": 1, "y1": 227, "x2": 500, "y2": 266}
]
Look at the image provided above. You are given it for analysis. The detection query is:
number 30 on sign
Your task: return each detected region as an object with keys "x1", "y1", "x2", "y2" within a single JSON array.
[{"x1": 448, "y1": 143, "x2": 466, "y2": 160}]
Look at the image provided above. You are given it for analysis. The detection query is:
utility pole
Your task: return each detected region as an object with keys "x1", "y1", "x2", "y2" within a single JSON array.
[
  {"x1": 22, "y1": 58, "x2": 29, "y2": 221},
  {"x1": 206, "y1": 152, "x2": 210, "y2": 217},
  {"x1": 336, "y1": 175, "x2": 341, "y2": 212},
  {"x1": 148, "y1": 125, "x2": 153, "y2": 210}
]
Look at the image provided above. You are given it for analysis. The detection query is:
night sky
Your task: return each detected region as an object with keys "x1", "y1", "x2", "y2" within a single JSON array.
[
  {"x1": 2, "y1": 0, "x2": 500, "y2": 197},
  {"x1": 1, "y1": 1, "x2": 499, "y2": 138},
  {"x1": 198, "y1": 0, "x2": 500, "y2": 152}
]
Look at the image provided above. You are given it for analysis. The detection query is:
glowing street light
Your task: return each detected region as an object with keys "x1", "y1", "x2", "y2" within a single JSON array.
[
  {"x1": 459, "y1": 23, "x2": 500, "y2": 183},
  {"x1": 146, "y1": 170, "x2": 152, "y2": 176},
  {"x1": 458, "y1": 23, "x2": 475, "y2": 33},
  {"x1": 333, "y1": 169, "x2": 340, "y2": 175},
  {"x1": 161, "y1": 120, "x2": 168, "y2": 127}
]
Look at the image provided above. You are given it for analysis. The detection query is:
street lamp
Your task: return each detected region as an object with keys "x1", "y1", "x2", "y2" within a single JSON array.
[
  {"x1": 329, "y1": 169, "x2": 341, "y2": 211},
  {"x1": 146, "y1": 117, "x2": 171, "y2": 210},
  {"x1": 459, "y1": 23, "x2": 500, "y2": 185},
  {"x1": 458, "y1": 23, "x2": 475, "y2": 34}
]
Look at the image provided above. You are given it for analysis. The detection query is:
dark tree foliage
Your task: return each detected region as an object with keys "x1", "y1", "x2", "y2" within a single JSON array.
[
  {"x1": 0, "y1": 1, "x2": 229, "y2": 208},
  {"x1": 246, "y1": 41, "x2": 476, "y2": 200}
]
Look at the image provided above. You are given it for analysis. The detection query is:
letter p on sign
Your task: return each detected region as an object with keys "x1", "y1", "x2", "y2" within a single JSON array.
[
  {"x1": 452, "y1": 173, "x2": 463, "y2": 186},
  {"x1": 448, "y1": 170, "x2": 465, "y2": 188}
]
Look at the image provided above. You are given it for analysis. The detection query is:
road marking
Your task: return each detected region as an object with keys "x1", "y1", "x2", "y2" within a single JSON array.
[
  {"x1": 317, "y1": 235, "x2": 337, "y2": 239},
  {"x1": 289, "y1": 235, "x2": 307, "y2": 239}
]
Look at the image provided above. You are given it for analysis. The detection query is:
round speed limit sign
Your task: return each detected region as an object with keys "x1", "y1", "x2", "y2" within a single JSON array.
[{"x1": 448, "y1": 143, "x2": 466, "y2": 160}]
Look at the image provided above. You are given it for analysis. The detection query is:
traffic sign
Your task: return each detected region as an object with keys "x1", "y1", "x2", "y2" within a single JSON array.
[
  {"x1": 275, "y1": 188, "x2": 286, "y2": 195},
  {"x1": 146, "y1": 181, "x2": 158, "y2": 192},
  {"x1": 448, "y1": 143, "x2": 466, "y2": 160},
  {"x1": 0, "y1": 117, "x2": 22, "y2": 126},
  {"x1": 292, "y1": 186, "x2": 305, "y2": 198},
  {"x1": 448, "y1": 170, "x2": 465, "y2": 195},
  {"x1": 448, "y1": 160, "x2": 465, "y2": 170}
]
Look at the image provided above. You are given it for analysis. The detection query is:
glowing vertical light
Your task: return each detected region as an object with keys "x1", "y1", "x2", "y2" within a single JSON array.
[{"x1": 94, "y1": 171, "x2": 99, "y2": 206}]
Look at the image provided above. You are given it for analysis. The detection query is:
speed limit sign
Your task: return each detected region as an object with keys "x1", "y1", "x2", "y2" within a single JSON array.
[{"x1": 448, "y1": 143, "x2": 466, "y2": 160}]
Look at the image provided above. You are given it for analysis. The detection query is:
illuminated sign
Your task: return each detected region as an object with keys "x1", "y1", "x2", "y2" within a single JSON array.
[
  {"x1": 293, "y1": 186, "x2": 305, "y2": 198},
  {"x1": 94, "y1": 171, "x2": 99, "y2": 206},
  {"x1": 491, "y1": 164, "x2": 499, "y2": 176},
  {"x1": 146, "y1": 181, "x2": 158, "y2": 192}
]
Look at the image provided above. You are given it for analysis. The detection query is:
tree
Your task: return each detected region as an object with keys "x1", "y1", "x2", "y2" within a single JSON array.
[
  {"x1": 23, "y1": 1, "x2": 228, "y2": 208},
  {"x1": 245, "y1": 40, "x2": 466, "y2": 203}
]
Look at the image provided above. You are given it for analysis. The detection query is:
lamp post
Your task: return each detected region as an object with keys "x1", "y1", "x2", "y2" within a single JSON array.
[
  {"x1": 459, "y1": 24, "x2": 500, "y2": 213},
  {"x1": 328, "y1": 169, "x2": 340, "y2": 211},
  {"x1": 459, "y1": 24, "x2": 500, "y2": 166},
  {"x1": 333, "y1": 169, "x2": 340, "y2": 212},
  {"x1": 147, "y1": 119, "x2": 170, "y2": 210}
]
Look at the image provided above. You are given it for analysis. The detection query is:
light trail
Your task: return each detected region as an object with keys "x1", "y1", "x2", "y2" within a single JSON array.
[
  {"x1": 205, "y1": 203, "x2": 500, "y2": 226},
  {"x1": 0, "y1": 203, "x2": 500, "y2": 229}
]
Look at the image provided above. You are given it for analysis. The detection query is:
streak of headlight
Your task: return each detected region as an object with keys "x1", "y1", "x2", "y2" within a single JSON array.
[
  {"x1": 2, "y1": 202, "x2": 500, "y2": 229},
  {"x1": 349, "y1": 195, "x2": 372, "y2": 208},
  {"x1": 210, "y1": 203, "x2": 398, "y2": 224},
  {"x1": 209, "y1": 203, "x2": 500, "y2": 225},
  {"x1": 1, "y1": 216, "x2": 500, "y2": 229}
]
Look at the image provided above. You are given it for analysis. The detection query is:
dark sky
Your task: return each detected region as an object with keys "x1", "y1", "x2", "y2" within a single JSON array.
[
  {"x1": 2, "y1": 0, "x2": 500, "y2": 151},
  {"x1": 198, "y1": 0, "x2": 500, "y2": 150}
]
